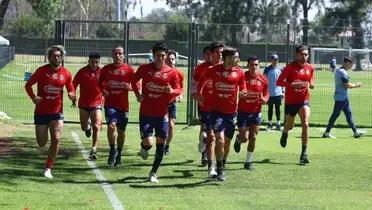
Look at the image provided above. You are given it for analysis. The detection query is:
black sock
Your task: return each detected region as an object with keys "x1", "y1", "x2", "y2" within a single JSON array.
[
  {"x1": 207, "y1": 160, "x2": 213, "y2": 169},
  {"x1": 117, "y1": 147, "x2": 122, "y2": 155},
  {"x1": 301, "y1": 144, "x2": 307, "y2": 155},
  {"x1": 217, "y1": 161, "x2": 223, "y2": 171},
  {"x1": 151, "y1": 144, "x2": 165, "y2": 174},
  {"x1": 165, "y1": 144, "x2": 169, "y2": 151},
  {"x1": 222, "y1": 159, "x2": 226, "y2": 168},
  {"x1": 109, "y1": 144, "x2": 115, "y2": 151}
]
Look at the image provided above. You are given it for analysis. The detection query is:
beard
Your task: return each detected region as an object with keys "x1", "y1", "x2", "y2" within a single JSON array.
[{"x1": 50, "y1": 60, "x2": 61, "y2": 68}]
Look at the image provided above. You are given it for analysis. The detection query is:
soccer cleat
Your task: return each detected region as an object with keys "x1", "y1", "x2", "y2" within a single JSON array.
[
  {"x1": 114, "y1": 154, "x2": 122, "y2": 167},
  {"x1": 216, "y1": 169, "x2": 225, "y2": 181},
  {"x1": 208, "y1": 167, "x2": 217, "y2": 178},
  {"x1": 233, "y1": 134, "x2": 241, "y2": 153},
  {"x1": 85, "y1": 126, "x2": 92, "y2": 138},
  {"x1": 198, "y1": 131, "x2": 207, "y2": 153},
  {"x1": 201, "y1": 152, "x2": 208, "y2": 167},
  {"x1": 280, "y1": 132, "x2": 288, "y2": 148},
  {"x1": 244, "y1": 162, "x2": 254, "y2": 171},
  {"x1": 88, "y1": 149, "x2": 97, "y2": 160},
  {"x1": 44, "y1": 168, "x2": 53, "y2": 179},
  {"x1": 138, "y1": 148, "x2": 149, "y2": 160},
  {"x1": 149, "y1": 172, "x2": 159, "y2": 183},
  {"x1": 107, "y1": 149, "x2": 117, "y2": 166},
  {"x1": 266, "y1": 123, "x2": 272, "y2": 131},
  {"x1": 354, "y1": 130, "x2": 366, "y2": 138},
  {"x1": 322, "y1": 132, "x2": 336, "y2": 139},
  {"x1": 276, "y1": 124, "x2": 282, "y2": 131},
  {"x1": 299, "y1": 154, "x2": 310, "y2": 165}
]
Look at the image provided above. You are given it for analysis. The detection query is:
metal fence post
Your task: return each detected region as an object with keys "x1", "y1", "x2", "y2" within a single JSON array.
[
  {"x1": 286, "y1": 21, "x2": 290, "y2": 64},
  {"x1": 187, "y1": 21, "x2": 197, "y2": 125},
  {"x1": 124, "y1": 21, "x2": 129, "y2": 62},
  {"x1": 54, "y1": 20, "x2": 62, "y2": 45}
]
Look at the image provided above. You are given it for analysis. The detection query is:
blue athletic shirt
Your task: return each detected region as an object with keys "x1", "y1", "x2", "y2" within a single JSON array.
[
  {"x1": 334, "y1": 67, "x2": 349, "y2": 101},
  {"x1": 263, "y1": 65, "x2": 283, "y2": 97}
]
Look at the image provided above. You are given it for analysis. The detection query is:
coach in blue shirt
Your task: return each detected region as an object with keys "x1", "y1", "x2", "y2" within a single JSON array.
[
  {"x1": 263, "y1": 54, "x2": 283, "y2": 130},
  {"x1": 323, "y1": 57, "x2": 364, "y2": 138}
]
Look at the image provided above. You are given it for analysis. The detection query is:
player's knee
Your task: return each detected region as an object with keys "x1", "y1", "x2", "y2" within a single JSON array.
[
  {"x1": 92, "y1": 123, "x2": 100, "y2": 132},
  {"x1": 302, "y1": 122, "x2": 309, "y2": 130},
  {"x1": 141, "y1": 142, "x2": 152, "y2": 150}
]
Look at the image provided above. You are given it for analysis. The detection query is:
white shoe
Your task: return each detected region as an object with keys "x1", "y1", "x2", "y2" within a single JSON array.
[
  {"x1": 137, "y1": 148, "x2": 149, "y2": 160},
  {"x1": 208, "y1": 167, "x2": 217, "y2": 178},
  {"x1": 322, "y1": 132, "x2": 336, "y2": 138},
  {"x1": 354, "y1": 130, "x2": 366, "y2": 138},
  {"x1": 149, "y1": 172, "x2": 159, "y2": 183},
  {"x1": 198, "y1": 132, "x2": 207, "y2": 153},
  {"x1": 44, "y1": 168, "x2": 53, "y2": 179}
]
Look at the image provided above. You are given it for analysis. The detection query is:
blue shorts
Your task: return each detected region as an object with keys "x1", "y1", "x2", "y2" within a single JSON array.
[
  {"x1": 34, "y1": 113, "x2": 64, "y2": 125},
  {"x1": 139, "y1": 115, "x2": 169, "y2": 140},
  {"x1": 268, "y1": 95, "x2": 283, "y2": 105},
  {"x1": 80, "y1": 107, "x2": 102, "y2": 114},
  {"x1": 199, "y1": 111, "x2": 213, "y2": 131},
  {"x1": 237, "y1": 112, "x2": 262, "y2": 128},
  {"x1": 212, "y1": 111, "x2": 236, "y2": 140},
  {"x1": 285, "y1": 102, "x2": 310, "y2": 117},
  {"x1": 168, "y1": 101, "x2": 177, "y2": 119},
  {"x1": 104, "y1": 108, "x2": 128, "y2": 131}
]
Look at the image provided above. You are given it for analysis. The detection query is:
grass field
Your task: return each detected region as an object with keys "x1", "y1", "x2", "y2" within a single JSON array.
[
  {"x1": 1, "y1": 123, "x2": 372, "y2": 209},
  {"x1": 1, "y1": 54, "x2": 372, "y2": 127}
]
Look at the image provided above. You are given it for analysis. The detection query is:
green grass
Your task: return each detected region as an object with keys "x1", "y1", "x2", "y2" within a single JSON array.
[
  {"x1": 1, "y1": 123, "x2": 372, "y2": 209},
  {"x1": 1, "y1": 54, "x2": 372, "y2": 126}
]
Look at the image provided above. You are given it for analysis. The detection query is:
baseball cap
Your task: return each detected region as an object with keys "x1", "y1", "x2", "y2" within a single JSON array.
[{"x1": 270, "y1": 54, "x2": 279, "y2": 60}]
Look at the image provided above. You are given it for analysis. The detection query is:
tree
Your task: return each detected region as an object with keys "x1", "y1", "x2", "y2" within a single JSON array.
[
  {"x1": 0, "y1": 0, "x2": 11, "y2": 30},
  {"x1": 164, "y1": 13, "x2": 189, "y2": 41}
]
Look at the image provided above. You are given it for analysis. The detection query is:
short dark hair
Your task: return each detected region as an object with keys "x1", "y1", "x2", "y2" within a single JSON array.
[
  {"x1": 152, "y1": 42, "x2": 168, "y2": 54},
  {"x1": 222, "y1": 47, "x2": 237, "y2": 60},
  {"x1": 167, "y1": 50, "x2": 177, "y2": 58},
  {"x1": 112, "y1": 45, "x2": 124, "y2": 52},
  {"x1": 47, "y1": 45, "x2": 65, "y2": 58},
  {"x1": 247, "y1": 55, "x2": 260, "y2": 63},
  {"x1": 344, "y1": 56, "x2": 354, "y2": 63},
  {"x1": 203, "y1": 46, "x2": 211, "y2": 54},
  {"x1": 209, "y1": 42, "x2": 224, "y2": 52},
  {"x1": 295, "y1": 44, "x2": 309, "y2": 53},
  {"x1": 89, "y1": 52, "x2": 101, "y2": 59}
]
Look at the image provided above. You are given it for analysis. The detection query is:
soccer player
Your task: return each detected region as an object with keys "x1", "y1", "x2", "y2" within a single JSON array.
[
  {"x1": 192, "y1": 42, "x2": 224, "y2": 177},
  {"x1": 197, "y1": 47, "x2": 246, "y2": 181},
  {"x1": 234, "y1": 56, "x2": 269, "y2": 170},
  {"x1": 164, "y1": 50, "x2": 184, "y2": 155},
  {"x1": 99, "y1": 46, "x2": 135, "y2": 167},
  {"x1": 25, "y1": 45, "x2": 75, "y2": 179},
  {"x1": 72, "y1": 52, "x2": 103, "y2": 160},
  {"x1": 191, "y1": 45, "x2": 212, "y2": 167},
  {"x1": 132, "y1": 42, "x2": 182, "y2": 183},
  {"x1": 322, "y1": 57, "x2": 364, "y2": 138},
  {"x1": 276, "y1": 44, "x2": 314, "y2": 165},
  {"x1": 263, "y1": 54, "x2": 283, "y2": 130}
]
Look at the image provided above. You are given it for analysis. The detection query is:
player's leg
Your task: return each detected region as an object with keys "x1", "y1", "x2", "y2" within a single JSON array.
[
  {"x1": 198, "y1": 110, "x2": 208, "y2": 166},
  {"x1": 114, "y1": 111, "x2": 128, "y2": 167},
  {"x1": 79, "y1": 108, "x2": 91, "y2": 138},
  {"x1": 165, "y1": 117, "x2": 176, "y2": 155},
  {"x1": 280, "y1": 105, "x2": 296, "y2": 148},
  {"x1": 267, "y1": 99, "x2": 274, "y2": 130},
  {"x1": 234, "y1": 112, "x2": 247, "y2": 153},
  {"x1": 45, "y1": 119, "x2": 63, "y2": 178},
  {"x1": 213, "y1": 112, "x2": 226, "y2": 181},
  {"x1": 323, "y1": 101, "x2": 344, "y2": 138},
  {"x1": 245, "y1": 124, "x2": 259, "y2": 170},
  {"x1": 88, "y1": 109, "x2": 102, "y2": 160},
  {"x1": 342, "y1": 99, "x2": 363, "y2": 138},
  {"x1": 105, "y1": 108, "x2": 118, "y2": 166},
  {"x1": 149, "y1": 116, "x2": 168, "y2": 183},
  {"x1": 34, "y1": 115, "x2": 49, "y2": 147},
  {"x1": 274, "y1": 100, "x2": 282, "y2": 130},
  {"x1": 298, "y1": 105, "x2": 310, "y2": 165},
  {"x1": 222, "y1": 114, "x2": 236, "y2": 168},
  {"x1": 138, "y1": 115, "x2": 154, "y2": 161}
]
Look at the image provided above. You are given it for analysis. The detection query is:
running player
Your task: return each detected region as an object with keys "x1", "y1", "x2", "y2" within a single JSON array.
[
  {"x1": 164, "y1": 50, "x2": 184, "y2": 155},
  {"x1": 25, "y1": 45, "x2": 75, "y2": 179},
  {"x1": 193, "y1": 42, "x2": 224, "y2": 177},
  {"x1": 132, "y1": 42, "x2": 182, "y2": 183},
  {"x1": 276, "y1": 44, "x2": 314, "y2": 165},
  {"x1": 233, "y1": 56, "x2": 269, "y2": 170},
  {"x1": 197, "y1": 47, "x2": 246, "y2": 181},
  {"x1": 72, "y1": 52, "x2": 103, "y2": 160},
  {"x1": 99, "y1": 46, "x2": 135, "y2": 167},
  {"x1": 263, "y1": 54, "x2": 283, "y2": 130},
  {"x1": 322, "y1": 56, "x2": 364, "y2": 138}
]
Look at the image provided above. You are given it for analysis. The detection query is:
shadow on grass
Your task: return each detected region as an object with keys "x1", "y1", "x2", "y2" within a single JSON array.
[
  {"x1": 128, "y1": 179, "x2": 219, "y2": 189},
  {"x1": 128, "y1": 159, "x2": 194, "y2": 167}
]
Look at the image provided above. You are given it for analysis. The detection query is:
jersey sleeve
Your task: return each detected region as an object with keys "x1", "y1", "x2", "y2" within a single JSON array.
[
  {"x1": 72, "y1": 69, "x2": 82, "y2": 90},
  {"x1": 169, "y1": 71, "x2": 182, "y2": 97},
  {"x1": 276, "y1": 65, "x2": 290, "y2": 87},
  {"x1": 65, "y1": 70, "x2": 75, "y2": 94},
  {"x1": 24, "y1": 68, "x2": 40, "y2": 99},
  {"x1": 131, "y1": 66, "x2": 143, "y2": 96},
  {"x1": 238, "y1": 70, "x2": 247, "y2": 93},
  {"x1": 262, "y1": 76, "x2": 269, "y2": 101}
]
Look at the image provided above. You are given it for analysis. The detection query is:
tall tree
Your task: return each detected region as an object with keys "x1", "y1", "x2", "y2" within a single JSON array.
[{"x1": 0, "y1": 0, "x2": 11, "y2": 30}]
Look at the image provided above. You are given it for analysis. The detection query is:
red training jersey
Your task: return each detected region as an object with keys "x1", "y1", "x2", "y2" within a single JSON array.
[
  {"x1": 276, "y1": 61, "x2": 314, "y2": 105},
  {"x1": 198, "y1": 64, "x2": 246, "y2": 114},
  {"x1": 169, "y1": 68, "x2": 184, "y2": 103},
  {"x1": 131, "y1": 63, "x2": 182, "y2": 117},
  {"x1": 99, "y1": 63, "x2": 135, "y2": 112},
  {"x1": 73, "y1": 65, "x2": 103, "y2": 109},
  {"x1": 192, "y1": 62, "x2": 214, "y2": 111},
  {"x1": 238, "y1": 71, "x2": 269, "y2": 113},
  {"x1": 25, "y1": 64, "x2": 75, "y2": 115}
]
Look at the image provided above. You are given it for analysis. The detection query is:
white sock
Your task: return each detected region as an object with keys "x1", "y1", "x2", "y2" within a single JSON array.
[
  {"x1": 277, "y1": 120, "x2": 281, "y2": 125},
  {"x1": 268, "y1": 120, "x2": 272, "y2": 125},
  {"x1": 92, "y1": 147, "x2": 96, "y2": 151},
  {"x1": 246, "y1": 152, "x2": 254, "y2": 163}
]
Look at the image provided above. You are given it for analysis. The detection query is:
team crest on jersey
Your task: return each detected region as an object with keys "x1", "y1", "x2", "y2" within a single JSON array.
[
  {"x1": 162, "y1": 73, "x2": 168, "y2": 79},
  {"x1": 154, "y1": 72, "x2": 161, "y2": 78},
  {"x1": 257, "y1": 80, "x2": 262, "y2": 86},
  {"x1": 223, "y1": 71, "x2": 229, "y2": 78},
  {"x1": 305, "y1": 69, "x2": 310, "y2": 75},
  {"x1": 249, "y1": 79, "x2": 256, "y2": 85},
  {"x1": 59, "y1": 74, "x2": 65, "y2": 81},
  {"x1": 299, "y1": 69, "x2": 305, "y2": 75},
  {"x1": 51, "y1": 73, "x2": 58, "y2": 80},
  {"x1": 231, "y1": 72, "x2": 237, "y2": 78}
]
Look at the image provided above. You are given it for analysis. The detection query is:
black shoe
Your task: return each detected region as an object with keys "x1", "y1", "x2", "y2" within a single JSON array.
[
  {"x1": 88, "y1": 149, "x2": 97, "y2": 160},
  {"x1": 299, "y1": 154, "x2": 310, "y2": 165},
  {"x1": 216, "y1": 169, "x2": 225, "y2": 181},
  {"x1": 107, "y1": 149, "x2": 117, "y2": 166},
  {"x1": 85, "y1": 127, "x2": 92, "y2": 138},
  {"x1": 201, "y1": 151, "x2": 208, "y2": 167},
  {"x1": 280, "y1": 132, "x2": 288, "y2": 148},
  {"x1": 164, "y1": 145, "x2": 170, "y2": 155},
  {"x1": 233, "y1": 134, "x2": 241, "y2": 153},
  {"x1": 114, "y1": 154, "x2": 122, "y2": 167},
  {"x1": 266, "y1": 124, "x2": 273, "y2": 131},
  {"x1": 244, "y1": 162, "x2": 254, "y2": 170}
]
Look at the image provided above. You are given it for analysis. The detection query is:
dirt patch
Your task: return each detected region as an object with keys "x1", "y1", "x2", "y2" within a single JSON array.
[{"x1": 0, "y1": 124, "x2": 16, "y2": 157}]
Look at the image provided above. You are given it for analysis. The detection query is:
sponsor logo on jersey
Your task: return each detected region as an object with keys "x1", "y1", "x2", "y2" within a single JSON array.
[
  {"x1": 146, "y1": 82, "x2": 166, "y2": 92},
  {"x1": 44, "y1": 85, "x2": 63, "y2": 94},
  {"x1": 215, "y1": 82, "x2": 235, "y2": 91},
  {"x1": 108, "y1": 80, "x2": 127, "y2": 89}
]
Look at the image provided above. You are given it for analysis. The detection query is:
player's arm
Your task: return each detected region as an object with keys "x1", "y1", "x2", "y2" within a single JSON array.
[
  {"x1": 276, "y1": 66, "x2": 290, "y2": 87},
  {"x1": 238, "y1": 71, "x2": 247, "y2": 98},
  {"x1": 166, "y1": 72, "x2": 182, "y2": 96},
  {"x1": 131, "y1": 68, "x2": 143, "y2": 102},
  {"x1": 98, "y1": 69, "x2": 109, "y2": 97},
  {"x1": 309, "y1": 67, "x2": 315, "y2": 89},
  {"x1": 194, "y1": 71, "x2": 209, "y2": 102},
  {"x1": 24, "y1": 69, "x2": 42, "y2": 104},
  {"x1": 65, "y1": 71, "x2": 76, "y2": 102},
  {"x1": 261, "y1": 78, "x2": 270, "y2": 104}
]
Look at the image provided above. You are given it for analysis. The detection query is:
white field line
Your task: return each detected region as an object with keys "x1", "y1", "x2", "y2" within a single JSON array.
[
  {"x1": 71, "y1": 131, "x2": 124, "y2": 210},
  {"x1": 1, "y1": 73, "x2": 23, "y2": 81}
]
